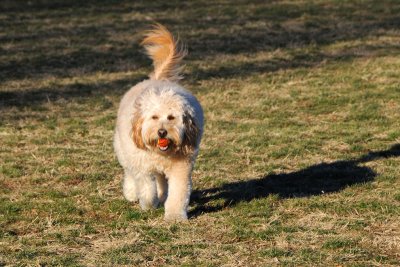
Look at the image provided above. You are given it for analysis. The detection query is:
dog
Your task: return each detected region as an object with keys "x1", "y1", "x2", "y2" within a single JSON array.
[{"x1": 113, "y1": 24, "x2": 203, "y2": 221}]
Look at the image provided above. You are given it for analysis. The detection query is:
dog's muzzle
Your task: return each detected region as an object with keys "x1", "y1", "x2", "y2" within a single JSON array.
[
  {"x1": 158, "y1": 129, "x2": 167, "y2": 138},
  {"x1": 157, "y1": 129, "x2": 169, "y2": 151}
]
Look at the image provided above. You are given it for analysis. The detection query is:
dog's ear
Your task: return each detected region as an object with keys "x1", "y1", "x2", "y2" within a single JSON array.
[
  {"x1": 181, "y1": 112, "x2": 200, "y2": 156},
  {"x1": 131, "y1": 112, "x2": 146, "y2": 150}
]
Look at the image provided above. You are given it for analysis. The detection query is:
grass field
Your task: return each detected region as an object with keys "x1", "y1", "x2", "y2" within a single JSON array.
[{"x1": 1, "y1": 0, "x2": 400, "y2": 266}]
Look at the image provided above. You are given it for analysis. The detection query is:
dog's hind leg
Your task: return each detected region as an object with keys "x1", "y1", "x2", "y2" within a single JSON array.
[
  {"x1": 122, "y1": 170, "x2": 139, "y2": 203},
  {"x1": 156, "y1": 173, "x2": 168, "y2": 204},
  {"x1": 137, "y1": 173, "x2": 159, "y2": 210}
]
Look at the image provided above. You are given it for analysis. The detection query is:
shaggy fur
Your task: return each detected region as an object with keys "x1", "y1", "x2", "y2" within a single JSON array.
[{"x1": 114, "y1": 24, "x2": 203, "y2": 221}]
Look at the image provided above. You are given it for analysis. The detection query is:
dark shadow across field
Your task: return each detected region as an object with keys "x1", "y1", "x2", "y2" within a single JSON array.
[
  {"x1": 190, "y1": 144, "x2": 400, "y2": 217},
  {"x1": 0, "y1": 76, "x2": 145, "y2": 110},
  {"x1": 1, "y1": 0, "x2": 400, "y2": 107}
]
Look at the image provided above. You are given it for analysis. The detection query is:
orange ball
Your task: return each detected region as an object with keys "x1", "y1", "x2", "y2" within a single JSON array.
[{"x1": 158, "y1": 138, "x2": 169, "y2": 147}]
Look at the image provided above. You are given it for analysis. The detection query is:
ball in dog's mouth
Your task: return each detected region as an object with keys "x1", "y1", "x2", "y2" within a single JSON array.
[{"x1": 157, "y1": 138, "x2": 169, "y2": 151}]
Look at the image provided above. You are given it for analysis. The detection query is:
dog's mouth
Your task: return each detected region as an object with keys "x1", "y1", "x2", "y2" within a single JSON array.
[{"x1": 157, "y1": 138, "x2": 170, "y2": 151}]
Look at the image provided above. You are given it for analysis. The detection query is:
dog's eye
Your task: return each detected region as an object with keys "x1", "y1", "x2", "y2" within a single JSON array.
[
  {"x1": 151, "y1": 115, "x2": 159, "y2": 120},
  {"x1": 167, "y1": 115, "x2": 175, "y2": 121}
]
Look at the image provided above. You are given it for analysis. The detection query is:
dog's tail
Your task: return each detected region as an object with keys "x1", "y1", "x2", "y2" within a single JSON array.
[{"x1": 141, "y1": 24, "x2": 187, "y2": 82}]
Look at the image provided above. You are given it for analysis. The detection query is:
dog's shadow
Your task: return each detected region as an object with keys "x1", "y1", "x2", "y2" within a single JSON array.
[{"x1": 190, "y1": 144, "x2": 400, "y2": 217}]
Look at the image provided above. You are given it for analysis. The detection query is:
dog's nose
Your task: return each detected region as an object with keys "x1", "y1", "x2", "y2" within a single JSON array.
[{"x1": 158, "y1": 129, "x2": 167, "y2": 138}]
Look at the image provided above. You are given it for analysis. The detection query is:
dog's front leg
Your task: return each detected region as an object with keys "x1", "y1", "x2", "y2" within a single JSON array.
[{"x1": 164, "y1": 160, "x2": 193, "y2": 221}]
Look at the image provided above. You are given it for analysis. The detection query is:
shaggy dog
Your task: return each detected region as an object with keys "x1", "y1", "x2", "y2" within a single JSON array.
[{"x1": 113, "y1": 24, "x2": 203, "y2": 221}]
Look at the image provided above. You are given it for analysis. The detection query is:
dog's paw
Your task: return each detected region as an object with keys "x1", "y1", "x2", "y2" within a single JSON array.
[
  {"x1": 124, "y1": 194, "x2": 139, "y2": 203},
  {"x1": 164, "y1": 212, "x2": 188, "y2": 222},
  {"x1": 139, "y1": 198, "x2": 159, "y2": 210},
  {"x1": 123, "y1": 185, "x2": 138, "y2": 202}
]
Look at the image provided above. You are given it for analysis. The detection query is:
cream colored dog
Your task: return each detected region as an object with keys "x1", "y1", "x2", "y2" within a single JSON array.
[{"x1": 113, "y1": 24, "x2": 203, "y2": 221}]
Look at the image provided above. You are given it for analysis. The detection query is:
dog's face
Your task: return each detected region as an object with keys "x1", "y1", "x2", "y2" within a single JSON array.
[{"x1": 131, "y1": 88, "x2": 199, "y2": 157}]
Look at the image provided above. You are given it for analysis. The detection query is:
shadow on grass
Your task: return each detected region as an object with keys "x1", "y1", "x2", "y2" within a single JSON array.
[
  {"x1": 1, "y1": 0, "x2": 400, "y2": 85},
  {"x1": 0, "y1": 75, "x2": 146, "y2": 110},
  {"x1": 190, "y1": 144, "x2": 400, "y2": 217},
  {"x1": 190, "y1": 43, "x2": 400, "y2": 81}
]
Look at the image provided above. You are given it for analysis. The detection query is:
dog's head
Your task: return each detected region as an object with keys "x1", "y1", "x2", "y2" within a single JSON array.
[{"x1": 131, "y1": 87, "x2": 200, "y2": 157}]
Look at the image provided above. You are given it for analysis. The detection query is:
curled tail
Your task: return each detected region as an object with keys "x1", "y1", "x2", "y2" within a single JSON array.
[{"x1": 141, "y1": 24, "x2": 187, "y2": 82}]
